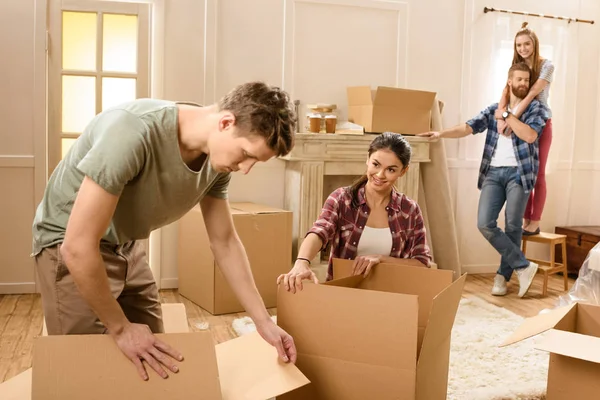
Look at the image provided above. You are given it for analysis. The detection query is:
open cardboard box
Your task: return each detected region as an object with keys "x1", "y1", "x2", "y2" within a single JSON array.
[
  {"x1": 0, "y1": 303, "x2": 309, "y2": 400},
  {"x1": 276, "y1": 259, "x2": 466, "y2": 399},
  {"x1": 346, "y1": 86, "x2": 437, "y2": 135},
  {"x1": 501, "y1": 302, "x2": 600, "y2": 399},
  {"x1": 179, "y1": 202, "x2": 292, "y2": 315}
]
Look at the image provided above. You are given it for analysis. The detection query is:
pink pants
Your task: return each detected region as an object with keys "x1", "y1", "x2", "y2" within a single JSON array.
[{"x1": 524, "y1": 118, "x2": 553, "y2": 221}]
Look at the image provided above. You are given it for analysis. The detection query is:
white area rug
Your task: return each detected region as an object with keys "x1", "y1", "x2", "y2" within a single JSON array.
[{"x1": 232, "y1": 297, "x2": 548, "y2": 400}]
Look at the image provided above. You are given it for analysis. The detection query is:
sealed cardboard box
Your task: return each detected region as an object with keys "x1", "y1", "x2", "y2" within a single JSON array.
[
  {"x1": 347, "y1": 86, "x2": 437, "y2": 134},
  {"x1": 178, "y1": 202, "x2": 292, "y2": 315},
  {"x1": 277, "y1": 259, "x2": 466, "y2": 399},
  {"x1": 0, "y1": 303, "x2": 310, "y2": 400},
  {"x1": 501, "y1": 302, "x2": 600, "y2": 399}
]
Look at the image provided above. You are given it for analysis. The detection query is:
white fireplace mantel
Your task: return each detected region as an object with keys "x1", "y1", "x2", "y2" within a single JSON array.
[{"x1": 281, "y1": 133, "x2": 433, "y2": 260}]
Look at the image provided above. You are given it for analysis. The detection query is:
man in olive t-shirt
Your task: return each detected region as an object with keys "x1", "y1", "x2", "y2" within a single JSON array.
[{"x1": 32, "y1": 82, "x2": 298, "y2": 381}]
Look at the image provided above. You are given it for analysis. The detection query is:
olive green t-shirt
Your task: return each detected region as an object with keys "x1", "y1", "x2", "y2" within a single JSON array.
[{"x1": 32, "y1": 98, "x2": 230, "y2": 255}]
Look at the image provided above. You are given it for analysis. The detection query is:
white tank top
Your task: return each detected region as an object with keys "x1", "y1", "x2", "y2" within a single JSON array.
[{"x1": 356, "y1": 226, "x2": 393, "y2": 256}]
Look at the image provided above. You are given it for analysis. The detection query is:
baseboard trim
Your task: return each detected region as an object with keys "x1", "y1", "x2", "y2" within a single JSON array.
[
  {"x1": 0, "y1": 282, "x2": 36, "y2": 294},
  {"x1": 160, "y1": 277, "x2": 179, "y2": 289},
  {"x1": 462, "y1": 264, "x2": 498, "y2": 274}
]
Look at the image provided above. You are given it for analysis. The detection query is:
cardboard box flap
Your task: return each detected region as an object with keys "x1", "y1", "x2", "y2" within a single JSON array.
[
  {"x1": 346, "y1": 86, "x2": 374, "y2": 105},
  {"x1": 333, "y1": 259, "x2": 453, "y2": 336},
  {"x1": 277, "y1": 283, "x2": 419, "y2": 370},
  {"x1": 161, "y1": 303, "x2": 190, "y2": 333},
  {"x1": 323, "y1": 274, "x2": 364, "y2": 289},
  {"x1": 216, "y1": 331, "x2": 310, "y2": 399},
  {"x1": 418, "y1": 274, "x2": 467, "y2": 361},
  {"x1": 500, "y1": 303, "x2": 578, "y2": 347},
  {"x1": 535, "y1": 328, "x2": 600, "y2": 364},
  {"x1": 0, "y1": 368, "x2": 31, "y2": 400},
  {"x1": 373, "y1": 86, "x2": 436, "y2": 108},
  {"x1": 230, "y1": 202, "x2": 289, "y2": 215},
  {"x1": 32, "y1": 332, "x2": 223, "y2": 400}
]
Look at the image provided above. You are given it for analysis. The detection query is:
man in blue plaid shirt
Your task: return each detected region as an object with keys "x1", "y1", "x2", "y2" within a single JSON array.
[{"x1": 419, "y1": 62, "x2": 548, "y2": 298}]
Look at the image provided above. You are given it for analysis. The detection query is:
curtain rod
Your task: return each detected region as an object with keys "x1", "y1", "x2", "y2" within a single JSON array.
[{"x1": 483, "y1": 6, "x2": 594, "y2": 25}]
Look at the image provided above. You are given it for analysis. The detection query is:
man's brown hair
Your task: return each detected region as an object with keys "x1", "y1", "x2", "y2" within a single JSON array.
[
  {"x1": 218, "y1": 82, "x2": 297, "y2": 157},
  {"x1": 508, "y1": 62, "x2": 532, "y2": 79}
]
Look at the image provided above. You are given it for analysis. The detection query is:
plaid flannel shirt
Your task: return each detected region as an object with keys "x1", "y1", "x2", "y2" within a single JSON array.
[
  {"x1": 466, "y1": 100, "x2": 548, "y2": 193},
  {"x1": 307, "y1": 185, "x2": 432, "y2": 281}
]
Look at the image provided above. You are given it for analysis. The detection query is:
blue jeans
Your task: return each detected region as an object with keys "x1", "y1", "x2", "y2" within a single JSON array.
[{"x1": 477, "y1": 167, "x2": 529, "y2": 281}]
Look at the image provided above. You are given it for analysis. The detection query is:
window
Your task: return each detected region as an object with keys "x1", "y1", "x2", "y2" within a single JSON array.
[{"x1": 48, "y1": 0, "x2": 150, "y2": 173}]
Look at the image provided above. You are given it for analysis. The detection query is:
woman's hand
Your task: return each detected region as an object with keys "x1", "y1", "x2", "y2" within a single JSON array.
[
  {"x1": 494, "y1": 107, "x2": 506, "y2": 120},
  {"x1": 277, "y1": 259, "x2": 319, "y2": 293},
  {"x1": 497, "y1": 119, "x2": 510, "y2": 136},
  {"x1": 352, "y1": 255, "x2": 381, "y2": 277}
]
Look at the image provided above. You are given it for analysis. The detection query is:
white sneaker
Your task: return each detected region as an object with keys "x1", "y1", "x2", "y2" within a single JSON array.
[
  {"x1": 516, "y1": 261, "x2": 539, "y2": 298},
  {"x1": 491, "y1": 274, "x2": 507, "y2": 296}
]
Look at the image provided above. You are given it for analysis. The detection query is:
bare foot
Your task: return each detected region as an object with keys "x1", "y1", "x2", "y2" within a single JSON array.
[
  {"x1": 523, "y1": 219, "x2": 530, "y2": 230},
  {"x1": 524, "y1": 220, "x2": 540, "y2": 233}
]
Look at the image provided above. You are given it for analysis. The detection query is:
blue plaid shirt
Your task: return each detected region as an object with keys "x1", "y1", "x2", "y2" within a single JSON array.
[{"x1": 466, "y1": 100, "x2": 548, "y2": 193}]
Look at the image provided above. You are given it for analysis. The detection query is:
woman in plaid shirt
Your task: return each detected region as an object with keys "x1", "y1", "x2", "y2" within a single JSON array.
[{"x1": 278, "y1": 132, "x2": 432, "y2": 293}]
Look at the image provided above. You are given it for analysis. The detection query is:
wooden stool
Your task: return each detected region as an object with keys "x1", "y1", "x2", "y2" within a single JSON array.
[{"x1": 521, "y1": 232, "x2": 569, "y2": 296}]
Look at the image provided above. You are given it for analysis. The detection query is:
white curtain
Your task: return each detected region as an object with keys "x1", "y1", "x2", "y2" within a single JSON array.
[{"x1": 464, "y1": 7, "x2": 580, "y2": 225}]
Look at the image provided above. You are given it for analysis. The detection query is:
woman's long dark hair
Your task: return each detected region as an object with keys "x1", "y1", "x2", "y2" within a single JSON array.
[{"x1": 349, "y1": 132, "x2": 412, "y2": 207}]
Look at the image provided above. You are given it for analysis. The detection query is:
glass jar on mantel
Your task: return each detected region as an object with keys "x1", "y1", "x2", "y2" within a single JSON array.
[{"x1": 305, "y1": 103, "x2": 337, "y2": 134}]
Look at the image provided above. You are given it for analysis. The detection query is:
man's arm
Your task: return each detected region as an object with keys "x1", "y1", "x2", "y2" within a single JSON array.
[
  {"x1": 199, "y1": 195, "x2": 271, "y2": 323},
  {"x1": 200, "y1": 195, "x2": 297, "y2": 363},
  {"x1": 505, "y1": 112, "x2": 539, "y2": 144},
  {"x1": 417, "y1": 123, "x2": 473, "y2": 139},
  {"x1": 418, "y1": 104, "x2": 494, "y2": 139},
  {"x1": 62, "y1": 177, "x2": 182, "y2": 380},
  {"x1": 61, "y1": 177, "x2": 128, "y2": 333}
]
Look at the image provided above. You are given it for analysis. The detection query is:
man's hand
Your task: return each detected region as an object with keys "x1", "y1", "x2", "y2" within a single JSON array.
[
  {"x1": 277, "y1": 260, "x2": 319, "y2": 294},
  {"x1": 416, "y1": 131, "x2": 441, "y2": 139},
  {"x1": 255, "y1": 319, "x2": 297, "y2": 364},
  {"x1": 111, "y1": 323, "x2": 183, "y2": 381},
  {"x1": 352, "y1": 255, "x2": 381, "y2": 277}
]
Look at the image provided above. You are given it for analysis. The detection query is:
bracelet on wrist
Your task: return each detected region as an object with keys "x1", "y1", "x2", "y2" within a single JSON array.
[{"x1": 296, "y1": 257, "x2": 311, "y2": 265}]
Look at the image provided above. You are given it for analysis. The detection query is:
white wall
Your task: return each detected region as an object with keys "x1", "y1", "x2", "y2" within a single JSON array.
[
  {"x1": 158, "y1": 0, "x2": 467, "y2": 286},
  {"x1": 0, "y1": 0, "x2": 46, "y2": 293}
]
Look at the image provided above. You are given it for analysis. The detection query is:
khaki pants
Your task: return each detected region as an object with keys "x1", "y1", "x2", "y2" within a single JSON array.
[{"x1": 35, "y1": 241, "x2": 164, "y2": 335}]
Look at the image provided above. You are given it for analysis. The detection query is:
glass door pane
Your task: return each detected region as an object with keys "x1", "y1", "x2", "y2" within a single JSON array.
[
  {"x1": 61, "y1": 138, "x2": 78, "y2": 159},
  {"x1": 62, "y1": 75, "x2": 96, "y2": 133},
  {"x1": 62, "y1": 11, "x2": 97, "y2": 71},
  {"x1": 102, "y1": 14, "x2": 138, "y2": 73},
  {"x1": 102, "y1": 77, "x2": 137, "y2": 110}
]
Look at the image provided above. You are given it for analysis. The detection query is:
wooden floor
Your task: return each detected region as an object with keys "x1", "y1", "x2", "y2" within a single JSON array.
[{"x1": 0, "y1": 273, "x2": 575, "y2": 384}]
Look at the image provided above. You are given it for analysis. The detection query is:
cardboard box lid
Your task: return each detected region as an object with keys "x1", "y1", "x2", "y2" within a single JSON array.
[
  {"x1": 417, "y1": 273, "x2": 467, "y2": 361},
  {"x1": 500, "y1": 303, "x2": 578, "y2": 347},
  {"x1": 372, "y1": 86, "x2": 436, "y2": 108},
  {"x1": 346, "y1": 86, "x2": 436, "y2": 108},
  {"x1": 32, "y1": 332, "x2": 224, "y2": 400},
  {"x1": 14, "y1": 303, "x2": 309, "y2": 400},
  {"x1": 0, "y1": 368, "x2": 31, "y2": 400},
  {"x1": 161, "y1": 303, "x2": 190, "y2": 333},
  {"x1": 230, "y1": 202, "x2": 290, "y2": 215},
  {"x1": 346, "y1": 86, "x2": 375, "y2": 105},
  {"x1": 535, "y1": 328, "x2": 600, "y2": 364},
  {"x1": 216, "y1": 331, "x2": 310, "y2": 399}
]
